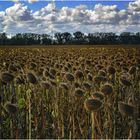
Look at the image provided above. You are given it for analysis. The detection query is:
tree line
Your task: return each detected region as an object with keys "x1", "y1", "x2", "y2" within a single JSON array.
[{"x1": 0, "y1": 31, "x2": 140, "y2": 45}]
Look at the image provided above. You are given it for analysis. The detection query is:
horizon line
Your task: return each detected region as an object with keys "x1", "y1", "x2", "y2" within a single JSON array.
[{"x1": 0, "y1": 0, "x2": 136, "y2": 2}]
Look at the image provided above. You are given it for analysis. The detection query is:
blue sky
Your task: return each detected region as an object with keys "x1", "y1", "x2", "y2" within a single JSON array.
[
  {"x1": 0, "y1": 0, "x2": 133, "y2": 11},
  {"x1": 0, "y1": 0, "x2": 140, "y2": 34}
]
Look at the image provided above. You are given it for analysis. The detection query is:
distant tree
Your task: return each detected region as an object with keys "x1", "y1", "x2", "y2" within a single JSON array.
[
  {"x1": 41, "y1": 34, "x2": 52, "y2": 45},
  {"x1": 135, "y1": 32, "x2": 140, "y2": 44},
  {"x1": 0, "y1": 31, "x2": 140, "y2": 46},
  {"x1": 73, "y1": 31, "x2": 84, "y2": 40},
  {"x1": 54, "y1": 32, "x2": 63, "y2": 44},
  {"x1": 61, "y1": 32, "x2": 72, "y2": 44},
  {"x1": 119, "y1": 32, "x2": 135, "y2": 44},
  {"x1": 101, "y1": 32, "x2": 117, "y2": 44},
  {"x1": 87, "y1": 33, "x2": 100, "y2": 44},
  {"x1": 73, "y1": 31, "x2": 87, "y2": 44},
  {"x1": 0, "y1": 33, "x2": 7, "y2": 45}
]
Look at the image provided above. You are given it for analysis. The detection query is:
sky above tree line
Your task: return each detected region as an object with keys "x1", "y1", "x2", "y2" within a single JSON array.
[{"x1": 0, "y1": 0, "x2": 140, "y2": 35}]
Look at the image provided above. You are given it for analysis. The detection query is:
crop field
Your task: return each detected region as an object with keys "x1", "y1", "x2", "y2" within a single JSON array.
[{"x1": 0, "y1": 46, "x2": 140, "y2": 139}]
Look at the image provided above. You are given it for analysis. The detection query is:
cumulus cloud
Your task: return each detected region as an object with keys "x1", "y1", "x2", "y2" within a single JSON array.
[
  {"x1": 0, "y1": 11, "x2": 5, "y2": 32},
  {"x1": 1, "y1": 3, "x2": 35, "y2": 34},
  {"x1": 41, "y1": 3, "x2": 56, "y2": 13},
  {"x1": 28, "y1": 0, "x2": 39, "y2": 4},
  {"x1": 12, "y1": 0, "x2": 20, "y2": 3},
  {"x1": 1, "y1": 0, "x2": 140, "y2": 34},
  {"x1": 128, "y1": 0, "x2": 140, "y2": 11},
  {"x1": 12, "y1": 0, "x2": 39, "y2": 3},
  {"x1": 5, "y1": 3, "x2": 33, "y2": 21}
]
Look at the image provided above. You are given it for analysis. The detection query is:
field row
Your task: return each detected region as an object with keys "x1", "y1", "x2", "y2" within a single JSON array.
[{"x1": 0, "y1": 47, "x2": 140, "y2": 139}]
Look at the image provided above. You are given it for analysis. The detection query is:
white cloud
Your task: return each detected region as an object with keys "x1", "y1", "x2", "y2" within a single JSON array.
[
  {"x1": 12, "y1": 0, "x2": 20, "y2": 3},
  {"x1": 5, "y1": 3, "x2": 33, "y2": 21},
  {"x1": 1, "y1": 0, "x2": 140, "y2": 34},
  {"x1": 1, "y1": 3, "x2": 35, "y2": 34},
  {"x1": 0, "y1": 11, "x2": 5, "y2": 17},
  {"x1": 128, "y1": 0, "x2": 140, "y2": 11},
  {"x1": 41, "y1": 3, "x2": 56, "y2": 13},
  {"x1": 28, "y1": 0, "x2": 39, "y2": 4},
  {"x1": 0, "y1": 11, "x2": 5, "y2": 32},
  {"x1": 12, "y1": 0, "x2": 38, "y2": 4},
  {"x1": 88, "y1": 4, "x2": 120, "y2": 24},
  {"x1": 94, "y1": 3, "x2": 118, "y2": 11}
]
